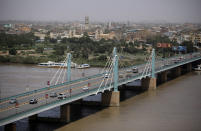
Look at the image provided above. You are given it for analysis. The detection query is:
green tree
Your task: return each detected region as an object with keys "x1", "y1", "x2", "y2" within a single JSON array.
[
  {"x1": 181, "y1": 41, "x2": 194, "y2": 53},
  {"x1": 36, "y1": 47, "x2": 44, "y2": 53},
  {"x1": 9, "y1": 48, "x2": 17, "y2": 55},
  {"x1": 54, "y1": 46, "x2": 65, "y2": 56},
  {"x1": 98, "y1": 55, "x2": 107, "y2": 61}
]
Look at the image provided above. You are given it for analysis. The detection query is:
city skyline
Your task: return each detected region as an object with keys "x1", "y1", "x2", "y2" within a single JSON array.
[{"x1": 0, "y1": 0, "x2": 201, "y2": 23}]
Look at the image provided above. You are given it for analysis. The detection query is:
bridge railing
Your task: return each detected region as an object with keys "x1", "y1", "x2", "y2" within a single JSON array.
[
  {"x1": 0, "y1": 73, "x2": 105, "y2": 103},
  {"x1": 156, "y1": 54, "x2": 201, "y2": 73}
]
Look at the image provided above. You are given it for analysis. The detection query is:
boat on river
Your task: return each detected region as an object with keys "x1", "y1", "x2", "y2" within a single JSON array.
[
  {"x1": 193, "y1": 64, "x2": 201, "y2": 71},
  {"x1": 38, "y1": 61, "x2": 77, "y2": 68},
  {"x1": 76, "y1": 64, "x2": 90, "y2": 69}
]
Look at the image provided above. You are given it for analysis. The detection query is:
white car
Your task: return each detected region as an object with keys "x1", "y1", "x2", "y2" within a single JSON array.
[
  {"x1": 9, "y1": 98, "x2": 17, "y2": 104},
  {"x1": 29, "y1": 99, "x2": 38, "y2": 104},
  {"x1": 104, "y1": 73, "x2": 109, "y2": 78},
  {"x1": 132, "y1": 67, "x2": 138, "y2": 73},
  {"x1": 58, "y1": 93, "x2": 67, "y2": 99},
  {"x1": 82, "y1": 86, "x2": 89, "y2": 91},
  {"x1": 126, "y1": 69, "x2": 132, "y2": 73}
]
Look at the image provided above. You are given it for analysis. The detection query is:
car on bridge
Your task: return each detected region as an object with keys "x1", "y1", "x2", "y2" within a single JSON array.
[
  {"x1": 50, "y1": 92, "x2": 57, "y2": 98},
  {"x1": 29, "y1": 99, "x2": 38, "y2": 104},
  {"x1": 104, "y1": 73, "x2": 109, "y2": 78},
  {"x1": 9, "y1": 98, "x2": 17, "y2": 104},
  {"x1": 126, "y1": 69, "x2": 132, "y2": 73},
  {"x1": 82, "y1": 85, "x2": 89, "y2": 91},
  {"x1": 119, "y1": 74, "x2": 124, "y2": 78},
  {"x1": 126, "y1": 74, "x2": 132, "y2": 78},
  {"x1": 58, "y1": 93, "x2": 67, "y2": 99},
  {"x1": 132, "y1": 67, "x2": 138, "y2": 73},
  {"x1": 172, "y1": 58, "x2": 180, "y2": 63}
]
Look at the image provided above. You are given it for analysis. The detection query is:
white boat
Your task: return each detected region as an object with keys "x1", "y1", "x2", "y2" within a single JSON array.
[
  {"x1": 193, "y1": 65, "x2": 201, "y2": 71},
  {"x1": 76, "y1": 64, "x2": 90, "y2": 69},
  {"x1": 38, "y1": 61, "x2": 77, "y2": 68},
  {"x1": 38, "y1": 61, "x2": 55, "y2": 67}
]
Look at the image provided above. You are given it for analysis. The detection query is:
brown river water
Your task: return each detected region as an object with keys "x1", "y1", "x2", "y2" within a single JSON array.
[{"x1": 0, "y1": 64, "x2": 201, "y2": 131}]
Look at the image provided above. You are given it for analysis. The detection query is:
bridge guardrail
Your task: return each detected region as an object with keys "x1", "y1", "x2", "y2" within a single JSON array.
[{"x1": 0, "y1": 73, "x2": 104, "y2": 103}]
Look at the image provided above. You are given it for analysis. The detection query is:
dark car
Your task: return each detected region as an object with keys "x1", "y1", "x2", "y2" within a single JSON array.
[
  {"x1": 50, "y1": 92, "x2": 57, "y2": 98},
  {"x1": 29, "y1": 99, "x2": 38, "y2": 104},
  {"x1": 58, "y1": 93, "x2": 67, "y2": 99}
]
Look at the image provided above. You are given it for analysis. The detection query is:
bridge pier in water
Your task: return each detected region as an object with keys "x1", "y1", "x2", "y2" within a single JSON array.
[
  {"x1": 60, "y1": 104, "x2": 71, "y2": 123},
  {"x1": 158, "y1": 71, "x2": 168, "y2": 84},
  {"x1": 171, "y1": 67, "x2": 181, "y2": 78},
  {"x1": 28, "y1": 114, "x2": 38, "y2": 121},
  {"x1": 141, "y1": 77, "x2": 157, "y2": 90},
  {"x1": 186, "y1": 63, "x2": 192, "y2": 72},
  {"x1": 101, "y1": 91, "x2": 120, "y2": 107},
  {"x1": 4, "y1": 123, "x2": 16, "y2": 131}
]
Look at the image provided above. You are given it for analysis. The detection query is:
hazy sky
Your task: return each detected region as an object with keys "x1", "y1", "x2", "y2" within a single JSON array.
[{"x1": 0, "y1": 0, "x2": 201, "y2": 23}]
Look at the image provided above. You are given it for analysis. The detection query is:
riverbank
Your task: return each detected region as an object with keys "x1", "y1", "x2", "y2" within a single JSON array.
[
  {"x1": 56, "y1": 72, "x2": 201, "y2": 131},
  {"x1": 0, "y1": 55, "x2": 145, "y2": 67}
]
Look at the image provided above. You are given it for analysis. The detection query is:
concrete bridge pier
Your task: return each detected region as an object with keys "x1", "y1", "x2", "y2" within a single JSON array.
[
  {"x1": 171, "y1": 67, "x2": 181, "y2": 78},
  {"x1": 28, "y1": 114, "x2": 38, "y2": 121},
  {"x1": 4, "y1": 123, "x2": 16, "y2": 131},
  {"x1": 60, "y1": 104, "x2": 71, "y2": 123},
  {"x1": 160, "y1": 71, "x2": 168, "y2": 83},
  {"x1": 141, "y1": 77, "x2": 157, "y2": 90},
  {"x1": 102, "y1": 90, "x2": 120, "y2": 107},
  {"x1": 186, "y1": 63, "x2": 192, "y2": 72}
]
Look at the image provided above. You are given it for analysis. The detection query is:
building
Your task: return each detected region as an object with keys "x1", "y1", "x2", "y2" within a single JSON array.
[
  {"x1": 95, "y1": 29, "x2": 115, "y2": 40},
  {"x1": 192, "y1": 34, "x2": 201, "y2": 44},
  {"x1": 34, "y1": 32, "x2": 46, "y2": 41},
  {"x1": 85, "y1": 16, "x2": 89, "y2": 30}
]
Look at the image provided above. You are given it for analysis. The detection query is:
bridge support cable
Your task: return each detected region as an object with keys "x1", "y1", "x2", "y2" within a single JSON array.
[
  {"x1": 49, "y1": 53, "x2": 72, "y2": 86},
  {"x1": 96, "y1": 57, "x2": 113, "y2": 94},
  {"x1": 50, "y1": 56, "x2": 68, "y2": 85},
  {"x1": 55, "y1": 63, "x2": 66, "y2": 85},
  {"x1": 146, "y1": 59, "x2": 152, "y2": 76},
  {"x1": 141, "y1": 54, "x2": 152, "y2": 79},
  {"x1": 54, "y1": 58, "x2": 67, "y2": 85},
  {"x1": 62, "y1": 64, "x2": 67, "y2": 83},
  {"x1": 103, "y1": 57, "x2": 114, "y2": 91},
  {"x1": 109, "y1": 61, "x2": 115, "y2": 91},
  {"x1": 100, "y1": 56, "x2": 112, "y2": 74},
  {"x1": 145, "y1": 57, "x2": 152, "y2": 76},
  {"x1": 96, "y1": 47, "x2": 119, "y2": 94}
]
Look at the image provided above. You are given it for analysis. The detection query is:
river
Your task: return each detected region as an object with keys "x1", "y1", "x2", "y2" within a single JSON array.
[{"x1": 0, "y1": 64, "x2": 201, "y2": 131}]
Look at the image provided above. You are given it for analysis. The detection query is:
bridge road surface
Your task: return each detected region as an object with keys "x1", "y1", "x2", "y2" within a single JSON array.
[{"x1": 0, "y1": 52, "x2": 201, "y2": 125}]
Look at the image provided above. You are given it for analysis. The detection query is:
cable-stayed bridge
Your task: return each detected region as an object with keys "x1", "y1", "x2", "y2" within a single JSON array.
[{"x1": 0, "y1": 47, "x2": 201, "y2": 130}]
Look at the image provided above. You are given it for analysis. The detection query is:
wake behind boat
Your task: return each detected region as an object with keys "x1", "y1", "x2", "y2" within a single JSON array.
[{"x1": 193, "y1": 64, "x2": 201, "y2": 71}]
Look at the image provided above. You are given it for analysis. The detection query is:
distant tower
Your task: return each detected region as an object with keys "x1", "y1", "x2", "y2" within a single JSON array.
[{"x1": 85, "y1": 16, "x2": 89, "y2": 30}]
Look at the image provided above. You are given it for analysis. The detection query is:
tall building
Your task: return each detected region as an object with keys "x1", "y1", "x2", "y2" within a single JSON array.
[{"x1": 85, "y1": 16, "x2": 89, "y2": 30}]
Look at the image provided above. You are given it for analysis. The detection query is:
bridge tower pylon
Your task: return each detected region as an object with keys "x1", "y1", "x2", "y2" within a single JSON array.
[
  {"x1": 151, "y1": 48, "x2": 155, "y2": 78},
  {"x1": 113, "y1": 47, "x2": 118, "y2": 92},
  {"x1": 102, "y1": 47, "x2": 120, "y2": 106}
]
